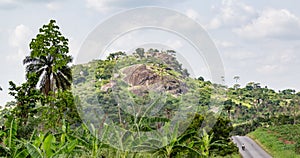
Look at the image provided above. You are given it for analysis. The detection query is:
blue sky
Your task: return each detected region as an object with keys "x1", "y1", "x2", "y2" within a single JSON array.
[{"x1": 1, "y1": 0, "x2": 300, "y2": 105}]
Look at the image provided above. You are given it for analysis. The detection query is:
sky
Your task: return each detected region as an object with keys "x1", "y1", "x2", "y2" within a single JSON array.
[{"x1": 0, "y1": 0, "x2": 300, "y2": 105}]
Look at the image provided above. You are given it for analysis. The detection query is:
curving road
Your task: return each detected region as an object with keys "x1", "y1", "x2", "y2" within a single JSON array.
[{"x1": 232, "y1": 136, "x2": 272, "y2": 158}]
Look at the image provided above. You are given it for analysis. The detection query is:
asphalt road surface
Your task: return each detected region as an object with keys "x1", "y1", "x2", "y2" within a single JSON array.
[{"x1": 232, "y1": 136, "x2": 272, "y2": 158}]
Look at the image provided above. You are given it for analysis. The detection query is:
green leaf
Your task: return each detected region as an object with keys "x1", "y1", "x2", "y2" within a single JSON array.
[
  {"x1": 60, "y1": 133, "x2": 66, "y2": 148},
  {"x1": 6, "y1": 118, "x2": 17, "y2": 151},
  {"x1": 51, "y1": 139, "x2": 77, "y2": 157},
  {"x1": 173, "y1": 144, "x2": 202, "y2": 156},
  {"x1": 66, "y1": 139, "x2": 77, "y2": 153},
  {"x1": 26, "y1": 143, "x2": 43, "y2": 158},
  {"x1": 14, "y1": 148, "x2": 29, "y2": 158},
  {"x1": 42, "y1": 134, "x2": 55, "y2": 157}
]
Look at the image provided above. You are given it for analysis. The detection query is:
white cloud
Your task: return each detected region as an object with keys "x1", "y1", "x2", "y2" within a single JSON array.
[
  {"x1": 234, "y1": 8, "x2": 300, "y2": 39},
  {"x1": 9, "y1": 24, "x2": 32, "y2": 48},
  {"x1": 0, "y1": 0, "x2": 18, "y2": 9},
  {"x1": 46, "y1": 2, "x2": 61, "y2": 11},
  {"x1": 185, "y1": 9, "x2": 199, "y2": 21},
  {"x1": 166, "y1": 39, "x2": 183, "y2": 50},
  {"x1": 0, "y1": 0, "x2": 50, "y2": 9},
  {"x1": 279, "y1": 49, "x2": 295, "y2": 63},
  {"x1": 223, "y1": 49, "x2": 258, "y2": 60},
  {"x1": 215, "y1": 40, "x2": 235, "y2": 48},
  {"x1": 256, "y1": 64, "x2": 281, "y2": 74},
  {"x1": 85, "y1": 0, "x2": 186, "y2": 12},
  {"x1": 206, "y1": 0, "x2": 257, "y2": 29},
  {"x1": 7, "y1": 24, "x2": 33, "y2": 61},
  {"x1": 0, "y1": 0, "x2": 15, "y2": 5},
  {"x1": 206, "y1": 18, "x2": 222, "y2": 30},
  {"x1": 85, "y1": 0, "x2": 111, "y2": 12}
]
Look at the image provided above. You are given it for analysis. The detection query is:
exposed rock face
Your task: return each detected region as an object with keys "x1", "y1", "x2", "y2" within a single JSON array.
[
  {"x1": 122, "y1": 64, "x2": 186, "y2": 95},
  {"x1": 100, "y1": 64, "x2": 187, "y2": 95},
  {"x1": 100, "y1": 80, "x2": 116, "y2": 92},
  {"x1": 122, "y1": 64, "x2": 159, "y2": 86}
]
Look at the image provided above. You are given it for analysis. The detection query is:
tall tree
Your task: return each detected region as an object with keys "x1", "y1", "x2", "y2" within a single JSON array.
[
  {"x1": 135, "y1": 48, "x2": 145, "y2": 58},
  {"x1": 23, "y1": 20, "x2": 72, "y2": 96},
  {"x1": 233, "y1": 76, "x2": 240, "y2": 83},
  {"x1": 224, "y1": 99, "x2": 234, "y2": 120}
]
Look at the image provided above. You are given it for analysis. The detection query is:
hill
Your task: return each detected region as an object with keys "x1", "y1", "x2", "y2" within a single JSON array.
[
  {"x1": 71, "y1": 48, "x2": 239, "y2": 156},
  {"x1": 224, "y1": 83, "x2": 300, "y2": 135}
]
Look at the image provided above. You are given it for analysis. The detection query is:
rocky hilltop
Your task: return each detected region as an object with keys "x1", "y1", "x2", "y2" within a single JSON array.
[{"x1": 121, "y1": 64, "x2": 187, "y2": 95}]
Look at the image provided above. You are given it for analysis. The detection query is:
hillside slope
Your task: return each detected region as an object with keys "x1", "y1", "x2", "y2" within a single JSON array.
[
  {"x1": 248, "y1": 124, "x2": 300, "y2": 158},
  {"x1": 71, "y1": 49, "x2": 239, "y2": 156}
]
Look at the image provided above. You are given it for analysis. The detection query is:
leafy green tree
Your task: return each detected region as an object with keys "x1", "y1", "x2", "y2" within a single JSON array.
[
  {"x1": 245, "y1": 82, "x2": 254, "y2": 90},
  {"x1": 23, "y1": 19, "x2": 72, "y2": 96},
  {"x1": 233, "y1": 83, "x2": 240, "y2": 90},
  {"x1": 197, "y1": 76, "x2": 204, "y2": 81},
  {"x1": 135, "y1": 48, "x2": 145, "y2": 58},
  {"x1": 95, "y1": 60, "x2": 116, "y2": 82},
  {"x1": 39, "y1": 90, "x2": 81, "y2": 130},
  {"x1": 8, "y1": 74, "x2": 42, "y2": 126},
  {"x1": 106, "y1": 51, "x2": 126, "y2": 60},
  {"x1": 209, "y1": 116, "x2": 238, "y2": 156},
  {"x1": 224, "y1": 99, "x2": 235, "y2": 119},
  {"x1": 7, "y1": 20, "x2": 80, "y2": 135}
]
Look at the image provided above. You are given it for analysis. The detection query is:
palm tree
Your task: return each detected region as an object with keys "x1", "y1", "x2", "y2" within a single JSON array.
[
  {"x1": 23, "y1": 20, "x2": 72, "y2": 96},
  {"x1": 23, "y1": 56, "x2": 72, "y2": 96}
]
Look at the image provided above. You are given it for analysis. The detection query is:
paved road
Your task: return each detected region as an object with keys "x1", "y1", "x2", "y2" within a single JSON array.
[{"x1": 232, "y1": 136, "x2": 272, "y2": 158}]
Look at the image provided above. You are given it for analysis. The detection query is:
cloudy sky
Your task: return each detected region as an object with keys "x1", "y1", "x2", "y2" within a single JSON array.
[{"x1": 0, "y1": 0, "x2": 300, "y2": 105}]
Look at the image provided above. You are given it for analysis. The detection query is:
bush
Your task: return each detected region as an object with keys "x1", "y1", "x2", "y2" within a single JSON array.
[{"x1": 295, "y1": 139, "x2": 300, "y2": 154}]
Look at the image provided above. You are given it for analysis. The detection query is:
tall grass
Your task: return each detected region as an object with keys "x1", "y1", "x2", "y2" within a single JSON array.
[{"x1": 248, "y1": 125, "x2": 300, "y2": 158}]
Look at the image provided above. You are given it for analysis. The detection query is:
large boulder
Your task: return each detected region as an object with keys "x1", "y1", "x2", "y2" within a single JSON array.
[{"x1": 101, "y1": 64, "x2": 187, "y2": 95}]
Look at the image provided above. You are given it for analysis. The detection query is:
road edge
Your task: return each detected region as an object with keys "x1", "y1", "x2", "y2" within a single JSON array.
[{"x1": 247, "y1": 134, "x2": 273, "y2": 157}]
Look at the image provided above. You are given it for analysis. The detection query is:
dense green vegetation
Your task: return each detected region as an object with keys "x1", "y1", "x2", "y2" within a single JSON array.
[
  {"x1": 249, "y1": 124, "x2": 300, "y2": 158},
  {"x1": 224, "y1": 82, "x2": 300, "y2": 136},
  {"x1": 0, "y1": 19, "x2": 299, "y2": 157}
]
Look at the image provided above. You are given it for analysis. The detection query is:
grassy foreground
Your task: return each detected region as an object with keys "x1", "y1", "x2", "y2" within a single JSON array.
[{"x1": 248, "y1": 124, "x2": 300, "y2": 158}]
